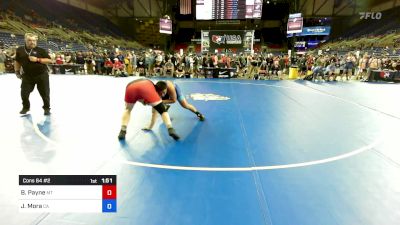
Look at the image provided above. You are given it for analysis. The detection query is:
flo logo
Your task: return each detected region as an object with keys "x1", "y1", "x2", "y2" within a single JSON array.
[
  {"x1": 188, "y1": 93, "x2": 230, "y2": 101},
  {"x1": 359, "y1": 12, "x2": 382, "y2": 19},
  {"x1": 211, "y1": 35, "x2": 225, "y2": 45}
]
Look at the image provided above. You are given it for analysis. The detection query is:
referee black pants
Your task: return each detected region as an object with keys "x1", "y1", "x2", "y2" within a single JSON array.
[{"x1": 21, "y1": 74, "x2": 50, "y2": 110}]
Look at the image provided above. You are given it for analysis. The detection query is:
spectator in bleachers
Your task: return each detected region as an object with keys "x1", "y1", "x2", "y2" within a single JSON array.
[
  {"x1": 55, "y1": 54, "x2": 63, "y2": 64},
  {"x1": 145, "y1": 51, "x2": 155, "y2": 76},
  {"x1": 153, "y1": 57, "x2": 164, "y2": 76},
  {"x1": 192, "y1": 54, "x2": 201, "y2": 78},
  {"x1": 125, "y1": 52, "x2": 133, "y2": 75},
  {"x1": 112, "y1": 58, "x2": 124, "y2": 77},
  {"x1": 75, "y1": 52, "x2": 85, "y2": 74},
  {"x1": 64, "y1": 53, "x2": 72, "y2": 64},
  {"x1": 131, "y1": 51, "x2": 137, "y2": 76},
  {"x1": 217, "y1": 54, "x2": 225, "y2": 68},
  {"x1": 164, "y1": 58, "x2": 174, "y2": 76},
  {"x1": 357, "y1": 54, "x2": 369, "y2": 81},
  {"x1": 270, "y1": 56, "x2": 281, "y2": 78},
  {"x1": 0, "y1": 49, "x2": 6, "y2": 74},
  {"x1": 116, "y1": 51, "x2": 124, "y2": 63},
  {"x1": 297, "y1": 55, "x2": 307, "y2": 77},
  {"x1": 311, "y1": 57, "x2": 325, "y2": 81},
  {"x1": 238, "y1": 53, "x2": 247, "y2": 77},
  {"x1": 245, "y1": 54, "x2": 252, "y2": 77},
  {"x1": 211, "y1": 53, "x2": 218, "y2": 68},
  {"x1": 108, "y1": 51, "x2": 115, "y2": 62},
  {"x1": 94, "y1": 53, "x2": 104, "y2": 75},
  {"x1": 137, "y1": 54, "x2": 145, "y2": 76},
  {"x1": 343, "y1": 53, "x2": 356, "y2": 80},
  {"x1": 104, "y1": 58, "x2": 113, "y2": 75},
  {"x1": 201, "y1": 54, "x2": 208, "y2": 68},
  {"x1": 283, "y1": 55, "x2": 289, "y2": 70},
  {"x1": 338, "y1": 55, "x2": 345, "y2": 75},
  {"x1": 324, "y1": 60, "x2": 337, "y2": 81},
  {"x1": 279, "y1": 56, "x2": 286, "y2": 75},
  {"x1": 85, "y1": 52, "x2": 94, "y2": 74},
  {"x1": 247, "y1": 55, "x2": 258, "y2": 79},
  {"x1": 366, "y1": 55, "x2": 381, "y2": 81},
  {"x1": 393, "y1": 60, "x2": 400, "y2": 71},
  {"x1": 170, "y1": 53, "x2": 177, "y2": 67},
  {"x1": 153, "y1": 53, "x2": 164, "y2": 76},
  {"x1": 49, "y1": 50, "x2": 56, "y2": 63},
  {"x1": 175, "y1": 63, "x2": 185, "y2": 78},
  {"x1": 382, "y1": 56, "x2": 391, "y2": 69},
  {"x1": 256, "y1": 59, "x2": 267, "y2": 80},
  {"x1": 306, "y1": 55, "x2": 314, "y2": 72}
]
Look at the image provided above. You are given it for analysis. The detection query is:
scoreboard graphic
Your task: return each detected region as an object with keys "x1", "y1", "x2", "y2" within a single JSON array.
[{"x1": 19, "y1": 175, "x2": 117, "y2": 213}]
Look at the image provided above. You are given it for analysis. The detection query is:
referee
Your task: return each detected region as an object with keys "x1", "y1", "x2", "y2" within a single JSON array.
[{"x1": 15, "y1": 33, "x2": 52, "y2": 115}]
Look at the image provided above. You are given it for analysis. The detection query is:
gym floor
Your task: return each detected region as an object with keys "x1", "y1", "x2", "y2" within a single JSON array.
[{"x1": 0, "y1": 74, "x2": 399, "y2": 225}]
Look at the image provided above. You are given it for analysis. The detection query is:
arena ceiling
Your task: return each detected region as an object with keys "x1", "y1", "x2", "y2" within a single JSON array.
[
  {"x1": 297, "y1": 0, "x2": 399, "y2": 17},
  {"x1": 84, "y1": 0, "x2": 172, "y2": 18},
  {"x1": 59, "y1": 0, "x2": 398, "y2": 47},
  {"x1": 79, "y1": 0, "x2": 398, "y2": 18}
]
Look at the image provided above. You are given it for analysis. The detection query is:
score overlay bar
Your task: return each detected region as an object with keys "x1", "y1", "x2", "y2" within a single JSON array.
[{"x1": 19, "y1": 175, "x2": 117, "y2": 213}]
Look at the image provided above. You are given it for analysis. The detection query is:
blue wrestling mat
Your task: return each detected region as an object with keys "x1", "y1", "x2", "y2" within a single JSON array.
[{"x1": 0, "y1": 74, "x2": 399, "y2": 225}]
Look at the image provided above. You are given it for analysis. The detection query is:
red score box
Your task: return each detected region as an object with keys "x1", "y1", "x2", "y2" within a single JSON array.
[{"x1": 102, "y1": 185, "x2": 117, "y2": 199}]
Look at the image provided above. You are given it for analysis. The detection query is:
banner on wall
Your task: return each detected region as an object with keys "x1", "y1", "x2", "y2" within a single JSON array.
[
  {"x1": 201, "y1": 30, "x2": 254, "y2": 53},
  {"x1": 294, "y1": 41, "x2": 306, "y2": 48},
  {"x1": 287, "y1": 26, "x2": 331, "y2": 37},
  {"x1": 307, "y1": 40, "x2": 320, "y2": 48}
]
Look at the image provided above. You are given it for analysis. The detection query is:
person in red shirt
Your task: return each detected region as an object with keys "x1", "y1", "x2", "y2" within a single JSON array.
[
  {"x1": 118, "y1": 79, "x2": 179, "y2": 140},
  {"x1": 55, "y1": 54, "x2": 63, "y2": 64},
  {"x1": 104, "y1": 58, "x2": 113, "y2": 75},
  {"x1": 112, "y1": 58, "x2": 125, "y2": 76}
]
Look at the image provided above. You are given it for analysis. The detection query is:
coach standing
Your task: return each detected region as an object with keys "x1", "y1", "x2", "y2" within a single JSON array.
[{"x1": 15, "y1": 33, "x2": 52, "y2": 115}]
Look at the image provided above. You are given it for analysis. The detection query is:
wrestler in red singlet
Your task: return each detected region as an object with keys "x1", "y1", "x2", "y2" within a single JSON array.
[
  {"x1": 118, "y1": 79, "x2": 180, "y2": 140},
  {"x1": 124, "y1": 79, "x2": 162, "y2": 106}
]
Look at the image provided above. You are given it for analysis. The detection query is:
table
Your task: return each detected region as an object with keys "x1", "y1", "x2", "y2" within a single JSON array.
[
  {"x1": 49, "y1": 64, "x2": 84, "y2": 74},
  {"x1": 370, "y1": 70, "x2": 400, "y2": 82},
  {"x1": 201, "y1": 67, "x2": 237, "y2": 78}
]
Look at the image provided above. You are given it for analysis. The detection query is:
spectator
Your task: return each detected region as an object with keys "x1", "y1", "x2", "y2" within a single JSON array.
[
  {"x1": 75, "y1": 52, "x2": 85, "y2": 74},
  {"x1": 358, "y1": 54, "x2": 369, "y2": 81},
  {"x1": 164, "y1": 59, "x2": 174, "y2": 76},
  {"x1": 131, "y1": 51, "x2": 137, "y2": 76},
  {"x1": 137, "y1": 55, "x2": 145, "y2": 76},
  {"x1": 112, "y1": 58, "x2": 124, "y2": 76},
  {"x1": 153, "y1": 58, "x2": 164, "y2": 76},
  {"x1": 125, "y1": 52, "x2": 133, "y2": 75},
  {"x1": 175, "y1": 63, "x2": 185, "y2": 78},
  {"x1": 85, "y1": 52, "x2": 94, "y2": 74},
  {"x1": 257, "y1": 60, "x2": 267, "y2": 80},
  {"x1": 104, "y1": 58, "x2": 113, "y2": 75},
  {"x1": 64, "y1": 53, "x2": 72, "y2": 64},
  {"x1": 55, "y1": 54, "x2": 63, "y2": 64},
  {"x1": 0, "y1": 50, "x2": 6, "y2": 74}
]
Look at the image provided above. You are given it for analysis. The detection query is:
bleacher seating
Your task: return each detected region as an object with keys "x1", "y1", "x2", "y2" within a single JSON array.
[
  {"x1": 318, "y1": 7, "x2": 400, "y2": 54},
  {"x1": 0, "y1": 0, "x2": 143, "y2": 52},
  {"x1": 7, "y1": 0, "x2": 125, "y2": 37},
  {"x1": 341, "y1": 7, "x2": 400, "y2": 39},
  {"x1": 0, "y1": 31, "x2": 88, "y2": 52}
]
